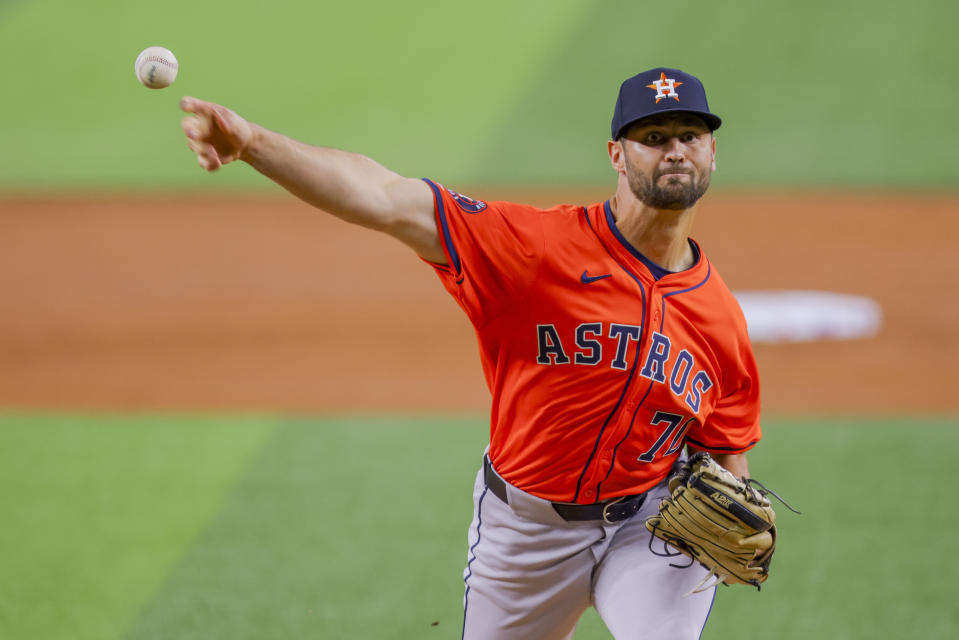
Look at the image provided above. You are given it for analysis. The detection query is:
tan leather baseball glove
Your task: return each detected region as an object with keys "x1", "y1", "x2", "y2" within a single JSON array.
[{"x1": 645, "y1": 452, "x2": 791, "y2": 592}]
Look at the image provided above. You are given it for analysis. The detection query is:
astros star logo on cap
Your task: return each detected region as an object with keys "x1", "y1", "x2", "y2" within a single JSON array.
[{"x1": 646, "y1": 72, "x2": 683, "y2": 103}]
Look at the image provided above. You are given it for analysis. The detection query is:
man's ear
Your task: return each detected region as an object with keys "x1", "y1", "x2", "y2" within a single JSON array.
[
  {"x1": 608, "y1": 140, "x2": 626, "y2": 173},
  {"x1": 710, "y1": 135, "x2": 717, "y2": 172}
]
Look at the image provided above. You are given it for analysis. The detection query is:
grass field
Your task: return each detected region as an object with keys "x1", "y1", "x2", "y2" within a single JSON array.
[
  {"x1": 2, "y1": 412, "x2": 957, "y2": 639},
  {"x1": 1, "y1": 0, "x2": 957, "y2": 190}
]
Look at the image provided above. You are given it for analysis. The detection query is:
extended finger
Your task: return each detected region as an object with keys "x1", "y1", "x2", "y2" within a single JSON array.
[
  {"x1": 185, "y1": 137, "x2": 210, "y2": 156},
  {"x1": 180, "y1": 96, "x2": 202, "y2": 114},
  {"x1": 179, "y1": 96, "x2": 221, "y2": 117},
  {"x1": 198, "y1": 152, "x2": 222, "y2": 172},
  {"x1": 181, "y1": 114, "x2": 211, "y2": 140},
  {"x1": 186, "y1": 138, "x2": 222, "y2": 171}
]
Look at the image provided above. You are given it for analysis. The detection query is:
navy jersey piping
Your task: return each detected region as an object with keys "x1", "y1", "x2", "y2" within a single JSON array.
[
  {"x1": 575, "y1": 206, "x2": 648, "y2": 503},
  {"x1": 596, "y1": 376, "x2": 657, "y2": 496},
  {"x1": 684, "y1": 435, "x2": 759, "y2": 453},
  {"x1": 658, "y1": 260, "x2": 713, "y2": 333},
  {"x1": 603, "y1": 201, "x2": 702, "y2": 280},
  {"x1": 662, "y1": 257, "x2": 712, "y2": 300},
  {"x1": 422, "y1": 178, "x2": 461, "y2": 274}
]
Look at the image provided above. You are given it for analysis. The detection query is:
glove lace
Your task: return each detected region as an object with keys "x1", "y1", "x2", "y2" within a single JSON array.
[
  {"x1": 745, "y1": 478, "x2": 802, "y2": 514},
  {"x1": 646, "y1": 521, "x2": 695, "y2": 568}
]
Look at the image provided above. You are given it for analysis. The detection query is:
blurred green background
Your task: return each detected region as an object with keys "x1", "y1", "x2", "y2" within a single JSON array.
[
  {"x1": 1, "y1": 1, "x2": 957, "y2": 639},
  {"x1": 1, "y1": 0, "x2": 957, "y2": 191}
]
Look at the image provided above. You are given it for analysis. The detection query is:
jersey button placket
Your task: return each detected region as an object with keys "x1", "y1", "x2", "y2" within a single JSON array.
[
  {"x1": 598, "y1": 450, "x2": 614, "y2": 493},
  {"x1": 650, "y1": 291, "x2": 662, "y2": 327}
]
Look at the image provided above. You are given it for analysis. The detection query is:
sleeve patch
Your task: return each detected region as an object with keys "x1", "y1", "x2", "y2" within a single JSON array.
[{"x1": 449, "y1": 190, "x2": 488, "y2": 213}]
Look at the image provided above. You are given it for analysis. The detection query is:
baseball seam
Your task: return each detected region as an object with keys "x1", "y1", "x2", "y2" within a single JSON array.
[{"x1": 140, "y1": 56, "x2": 177, "y2": 70}]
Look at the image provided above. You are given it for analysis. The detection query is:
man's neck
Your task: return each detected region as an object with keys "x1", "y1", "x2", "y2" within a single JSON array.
[{"x1": 608, "y1": 191, "x2": 698, "y2": 272}]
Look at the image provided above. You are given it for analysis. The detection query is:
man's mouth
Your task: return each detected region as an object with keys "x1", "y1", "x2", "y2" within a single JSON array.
[{"x1": 658, "y1": 171, "x2": 692, "y2": 181}]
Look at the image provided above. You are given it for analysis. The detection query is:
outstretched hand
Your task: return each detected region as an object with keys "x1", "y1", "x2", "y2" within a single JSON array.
[{"x1": 180, "y1": 97, "x2": 253, "y2": 171}]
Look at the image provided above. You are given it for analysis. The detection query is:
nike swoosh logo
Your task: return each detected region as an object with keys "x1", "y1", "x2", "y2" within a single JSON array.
[{"x1": 581, "y1": 270, "x2": 612, "y2": 284}]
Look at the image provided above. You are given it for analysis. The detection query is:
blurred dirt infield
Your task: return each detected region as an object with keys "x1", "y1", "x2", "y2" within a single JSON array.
[{"x1": 1, "y1": 191, "x2": 956, "y2": 414}]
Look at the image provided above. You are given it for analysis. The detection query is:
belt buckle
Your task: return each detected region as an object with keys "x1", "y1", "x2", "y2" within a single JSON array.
[{"x1": 601, "y1": 496, "x2": 627, "y2": 524}]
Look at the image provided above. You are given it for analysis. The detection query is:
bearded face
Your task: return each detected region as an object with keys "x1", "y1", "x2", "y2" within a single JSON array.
[
  {"x1": 616, "y1": 114, "x2": 715, "y2": 211},
  {"x1": 623, "y1": 149, "x2": 711, "y2": 210}
]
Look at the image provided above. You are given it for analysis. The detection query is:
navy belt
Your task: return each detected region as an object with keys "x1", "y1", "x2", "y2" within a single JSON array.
[{"x1": 483, "y1": 455, "x2": 646, "y2": 524}]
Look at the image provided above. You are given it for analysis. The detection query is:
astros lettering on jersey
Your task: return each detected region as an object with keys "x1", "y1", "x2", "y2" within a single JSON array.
[{"x1": 423, "y1": 179, "x2": 760, "y2": 504}]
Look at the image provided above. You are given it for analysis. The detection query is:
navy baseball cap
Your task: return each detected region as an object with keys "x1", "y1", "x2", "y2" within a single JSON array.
[{"x1": 611, "y1": 67, "x2": 722, "y2": 139}]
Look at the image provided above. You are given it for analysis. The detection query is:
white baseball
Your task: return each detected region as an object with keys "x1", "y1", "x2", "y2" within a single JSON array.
[{"x1": 135, "y1": 46, "x2": 178, "y2": 89}]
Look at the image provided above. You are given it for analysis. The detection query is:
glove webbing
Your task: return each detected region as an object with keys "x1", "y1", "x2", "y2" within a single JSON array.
[{"x1": 688, "y1": 474, "x2": 772, "y2": 532}]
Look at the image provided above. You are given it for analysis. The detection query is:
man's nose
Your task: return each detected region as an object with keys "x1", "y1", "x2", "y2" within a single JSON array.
[{"x1": 663, "y1": 137, "x2": 686, "y2": 162}]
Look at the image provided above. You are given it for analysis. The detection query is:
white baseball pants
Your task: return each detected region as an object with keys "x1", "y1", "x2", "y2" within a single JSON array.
[{"x1": 461, "y1": 459, "x2": 716, "y2": 639}]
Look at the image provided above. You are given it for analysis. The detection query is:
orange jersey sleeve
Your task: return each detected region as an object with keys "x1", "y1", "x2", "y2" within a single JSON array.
[{"x1": 422, "y1": 179, "x2": 545, "y2": 326}]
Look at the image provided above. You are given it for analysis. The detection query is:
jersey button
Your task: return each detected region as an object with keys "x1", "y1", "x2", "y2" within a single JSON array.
[{"x1": 584, "y1": 489, "x2": 595, "y2": 499}]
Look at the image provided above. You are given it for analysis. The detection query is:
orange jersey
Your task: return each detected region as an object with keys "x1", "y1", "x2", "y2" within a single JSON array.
[{"x1": 424, "y1": 180, "x2": 761, "y2": 504}]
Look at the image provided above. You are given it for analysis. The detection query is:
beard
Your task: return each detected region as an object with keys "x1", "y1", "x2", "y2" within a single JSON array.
[{"x1": 624, "y1": 156, "x2": 711, "y2": 210}]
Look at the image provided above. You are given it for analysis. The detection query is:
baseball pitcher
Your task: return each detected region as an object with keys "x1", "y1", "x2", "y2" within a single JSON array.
[{"x1": 181, "y1": 67, "x2": 781, "y2": 639}]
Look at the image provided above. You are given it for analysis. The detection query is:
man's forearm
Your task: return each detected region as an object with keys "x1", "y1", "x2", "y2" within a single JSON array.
[
  {"x1": 686, "y1": 445, "x2": 750, "y2": 479},
  {"x1": 239, "y1": 124, "x2": 444, "y2": 262},
  {"x1": 711, "y1": 452, "x2": 749, "y2": 479},
  {"x1": 241, "y1": 124, "x2": 401, "y2": 229}
]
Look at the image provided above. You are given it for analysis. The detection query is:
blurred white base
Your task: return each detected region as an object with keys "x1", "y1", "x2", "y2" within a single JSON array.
[{"x1": 734, "y1": 290, "x2": 882, "y2": 343}]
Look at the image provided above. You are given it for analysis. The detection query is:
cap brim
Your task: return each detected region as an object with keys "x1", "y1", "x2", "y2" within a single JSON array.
[{"x1": 615, "y1": 108, "x2": 722, "y2": 139}]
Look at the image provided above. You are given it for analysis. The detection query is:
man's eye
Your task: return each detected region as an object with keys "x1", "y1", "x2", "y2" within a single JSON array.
[
  {"x1": 645, "y1": 133, "x2": 663, "y2": 145},
  {"x1": 681, "y1": 132, "x2": 699, "y2": 143}
]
